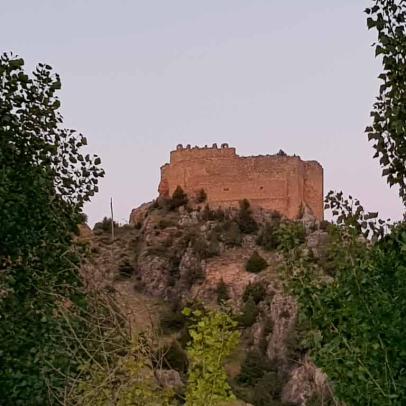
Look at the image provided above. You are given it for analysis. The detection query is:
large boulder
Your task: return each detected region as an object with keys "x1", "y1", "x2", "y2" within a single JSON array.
[{"x1": 281, "y1": 356, "x2": 330, "y2": 405}]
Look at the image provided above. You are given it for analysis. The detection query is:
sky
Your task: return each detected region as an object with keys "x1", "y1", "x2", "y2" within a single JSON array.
[{"x1": 1, "y1": 0, "x2": 404, "y2": 225}]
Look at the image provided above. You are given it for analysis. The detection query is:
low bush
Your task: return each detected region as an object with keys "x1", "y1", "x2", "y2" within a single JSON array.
[
  {"x1": 93, "y1": 216, "x2": 118, "y2": 233},
  {"x1": 243, "y1": 281, "x2": 267, "y2": 304},
  {"x1": 220, "y1": 220, "x2": 242, "y2": 247},
  {"x1": 157, "y1": 340, "x2": 189, "y2": 374},
  {"x1": 275, "y1": 222, "x2": 306, "y2": 251},
  {"x1": 238, "y1": 296, "x2": 259, "y2": 327},
  {"x1": 246, "y1": 251, "x2": 268, "y2": 273},
  {"x1": 170, "y1": 186, "x2": 188, "y2": 210},
  {"x1": 237, "y1": 350, "x2": 272, "y2": 386},
  {"x1": 237, "y1": 199, "x2": 258, "y2": 234},
  {"x1": 216, "y1": 279, "x2": 230, "y2": 304},
  {"x1": 256, "y1": 222, "x2": 279, "y2": 251},
  {"x1": 159, "y1": 308, "x2": 186, "y2": 333},
  {"x1": 252, "y1": 371, "x2": 283, "y2": 406}
]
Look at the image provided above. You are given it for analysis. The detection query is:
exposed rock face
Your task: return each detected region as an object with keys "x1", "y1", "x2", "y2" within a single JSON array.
[
  {"x1": 266, "y1": 293, "x2": 298, "y2": 367},
  {"x1": 159, "y1": 145, "x2": 324, "y2": 220},
  {"x1": 129, "y1": 201, "x2": 153, "y2": 225},
  {"x1": 155, "y1": 369, "x2": 183, "y2": 391},
  {"x1": 282, "y1": 357, "x2": 330, "y2": 406},
  {"x1": 306, "y1": 230, "x2": 330, "y2": 259},
  {"x1": 85, "y1": 202, "x2": 332, "y2": 405}
]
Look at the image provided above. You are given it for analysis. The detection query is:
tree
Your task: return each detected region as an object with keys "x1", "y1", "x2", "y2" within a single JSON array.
[
  {"x1": 0, "y1": 53, "x2": 104, "y2": 404},
  {"x1": 245, "y1": 251, "x2": 268, "y2": 273},
  {"x1": 237, "y1": 199, "x2": 258, "y2": 234},
  {"x1": 183, "y1": 308, "x2": 240, "y2": 405},
  {"x1": 365, "y1": 1, "x2": 406, "y2": 206}
]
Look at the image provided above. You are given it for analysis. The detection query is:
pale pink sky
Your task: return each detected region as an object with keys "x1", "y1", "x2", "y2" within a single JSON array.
[{"x1": 2, "y1": 1, "x2": 404, "y2": 224}]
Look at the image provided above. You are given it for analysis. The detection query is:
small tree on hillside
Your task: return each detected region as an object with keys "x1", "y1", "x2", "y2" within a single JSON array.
[
  {"x1": 170, "y1": 185, "x2": 188, "y2": 209},
  {"x1": 246, "y1": 251, "x2": 268, "y2": 273},
  {"x1": 237, "y1": 199, "x2": 258, "y2": 234}
]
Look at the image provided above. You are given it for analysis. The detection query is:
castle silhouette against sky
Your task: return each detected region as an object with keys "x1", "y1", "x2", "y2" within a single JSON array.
[{"x1": 158, "y1": 144, "x2": 323, "y2": 220}]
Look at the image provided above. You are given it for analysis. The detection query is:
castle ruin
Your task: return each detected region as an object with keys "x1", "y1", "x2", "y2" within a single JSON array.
[{"x1": 158, "y1": 144, "x2": 324, "y2": 220}]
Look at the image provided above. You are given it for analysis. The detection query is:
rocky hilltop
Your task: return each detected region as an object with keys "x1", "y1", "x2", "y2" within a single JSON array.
[{"x1": 80, "y1": 192, "x2": 332, "y2": 406}]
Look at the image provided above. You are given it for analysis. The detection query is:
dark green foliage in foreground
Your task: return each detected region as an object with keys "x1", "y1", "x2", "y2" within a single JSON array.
[
  {"x1": 365, "y1": 1, "x2": 406, "y2": 206},
  {"x1": 246, "y1": 251, "x2": 268, "y2": 273},
  {"x1": 0, "y1": 53, "x2": 104, "y2": 404},
  {"x1": 282, "y1": 217, "x2": 406, "y2": 405}
]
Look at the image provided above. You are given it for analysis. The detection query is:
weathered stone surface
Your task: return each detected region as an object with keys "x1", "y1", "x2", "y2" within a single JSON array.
[
  {"x1": 159, "y1": 145, "x2": 323, "y2": 220},
  {"x1": 266, "y1": 293, "x2": 298, "y2": 366},
  {"x1": 155, "y1": 369, "x2": 183, "y2": 390},
  {"x1": 129, "y1": 201, "x2": 153, "y2": 225},
  {"x1": 306, "y1": 230, "x2": 330, "y2": 259},
  {"x1": 281, "y1": 356, "x2": 330, "y2": 406}
]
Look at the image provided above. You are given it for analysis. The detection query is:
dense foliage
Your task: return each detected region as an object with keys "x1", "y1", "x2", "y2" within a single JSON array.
[
  {"x1": 183, "y1": 307, "x2": 240, "y2": 405},
  {"x1": 0, "y1": 53, "x2": 104, "y2": 404},
  {"x1": 366, "y1": 0, "x2": 406, "y2": 205},
  {"x1": 281, "y1": 221, "x2": 406, "y2": 405}
]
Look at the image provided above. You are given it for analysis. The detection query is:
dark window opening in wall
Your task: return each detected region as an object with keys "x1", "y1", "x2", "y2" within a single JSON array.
[
  {"x1": 224, "y1": 188, "x2": 229, "y2": 191},
  {"x1": 259, "y1": 186, "x2": 264, "y2": 190}
]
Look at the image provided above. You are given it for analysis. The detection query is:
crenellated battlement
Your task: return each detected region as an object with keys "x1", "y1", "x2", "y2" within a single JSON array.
[
  {"x1": 159, "y1": 144, "x2": 324, "y2": 220},
  {"x1": 170, "y1": 143, "x2": 236, "y2": 163}
]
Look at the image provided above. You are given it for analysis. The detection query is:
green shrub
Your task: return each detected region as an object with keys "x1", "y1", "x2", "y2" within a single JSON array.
[
  {"x1": 221, "y1": 220, "x2": 242, "y2": 247},
  {"x1": 216, "y1": 279, "x2": 230, "y2": 304},
  {"x1": 275, "y1": 222, "x2": 306, "y2": 251},
  {"x1": 170, "y1": 185, "x2": 188, "y2": 210},
  {"x1": 159, "y1": 308, "x2": 186, "y2": 333},
  {"x1": 237, "y1": 350, "x2": 272, "y2": 386},
  {"x1": 201, "y1": 204, "x2": 226, "y2": 221},
  {"x1": 238, "y1": 296, "x2": 259, "y2": 327},
  {"x1": 157, "y1": 340, "x2": 189, "y2": 374},
  {"x1": 237, "y1": 199, "x2": 258, "y2": 234},
  {"x1": 319, "y1": 220, "x2": 331, "y2": 231},
  {"x1": 256, "y1": 222, "x2": 279, "y2": 251},
  {"x1": 243, "y1": 281, "x2": 267, "y2": 304},
  {"x1": 246, "y1": 251, "x2": 268, "y2": 273},
  {"x1": 252, "y1": 371, "x2": 283, "y2": 406},
  {"x1": 93, "y1": 216, "x2": 118, "y2": 233}
]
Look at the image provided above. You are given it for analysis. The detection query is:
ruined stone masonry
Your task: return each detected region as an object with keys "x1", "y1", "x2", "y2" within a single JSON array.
[{"x1": 158, "y1": 144, "x2": 324, "y2": 220}]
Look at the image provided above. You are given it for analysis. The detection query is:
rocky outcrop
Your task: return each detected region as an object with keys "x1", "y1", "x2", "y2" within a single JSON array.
[
  {"x1": 85, "y1": 202, "x2": 333, "y2": 405},
  {"x1": 266, "y1": 293, "x2": 298, "y2": 367},
  {"x1": 129, "y1": 201, "x2": 153, "y2": 225},
  {"x1": 282, "y1": 357, "x2": 330, "y2": 406},
  {"x1": 306, "y1": 230, "x2": 330, "y2": 259},
  {"x1": 155, "y1": 369, "x2": 184, "y2": 391}
]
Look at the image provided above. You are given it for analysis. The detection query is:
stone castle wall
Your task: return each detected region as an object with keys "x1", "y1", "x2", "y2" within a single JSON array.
[{"x1": 159, "y1": 144, "x2": 324, "y2": 220}]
